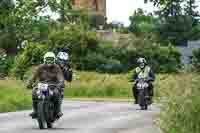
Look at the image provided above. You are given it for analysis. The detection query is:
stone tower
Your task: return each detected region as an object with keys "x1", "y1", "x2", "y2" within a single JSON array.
[{"x1": 72, "y1": 0, "x2": 106, "y2": 17}]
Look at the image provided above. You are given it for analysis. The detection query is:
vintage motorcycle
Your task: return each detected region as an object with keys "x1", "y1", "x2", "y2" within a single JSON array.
[
  {"x1": 34, "y1": 82, "x2": 60, "y2": 129},
  {"x1": 136, "y1": 78, "x2": 151, "y2": 110}
]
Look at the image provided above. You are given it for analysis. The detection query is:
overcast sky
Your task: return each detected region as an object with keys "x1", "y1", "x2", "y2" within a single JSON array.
[
  {"x1": 106, "y1": 0, "x2": 200, "y2": 26},
  {"x1": 106, "y1": 0, "x2": 156, "y2": 26}
]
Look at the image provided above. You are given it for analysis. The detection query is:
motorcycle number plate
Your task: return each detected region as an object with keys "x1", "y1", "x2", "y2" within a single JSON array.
[
  {"x1": 137, "y1": 83, "x2": 145, "y2": 90},
  {"x1": 38, "y1": 83, "x2": 48, "y2": 91}
]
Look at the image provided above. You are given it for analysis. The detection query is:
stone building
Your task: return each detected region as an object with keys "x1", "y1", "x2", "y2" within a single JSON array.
[{"x1": 72, "y1": 0, "x2": 106, "y2": 17}]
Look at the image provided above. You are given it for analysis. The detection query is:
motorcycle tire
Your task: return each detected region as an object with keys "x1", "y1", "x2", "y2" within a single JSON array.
[{"x1": 37, "y1": 101, "x2": 46, "y2": 129}]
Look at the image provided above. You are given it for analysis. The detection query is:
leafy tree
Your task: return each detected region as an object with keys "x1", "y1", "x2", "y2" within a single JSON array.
[
  {"x1": 156, "y1": 15, "x2": 193, "y2": 45},
  {"x1": 184, "y1": 0, "x2": 200, "y2": 26},
  {"x1": 129, "y1": 8, "x2": 157, "y2": 36}
]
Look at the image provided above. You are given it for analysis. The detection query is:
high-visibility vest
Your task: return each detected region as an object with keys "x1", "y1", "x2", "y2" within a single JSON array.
[{"x1": 135, "y1": 66, "x2": 151, "y2": 79}]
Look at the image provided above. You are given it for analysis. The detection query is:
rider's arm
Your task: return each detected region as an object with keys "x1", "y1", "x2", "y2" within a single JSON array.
[
  {"x1": 148, "y1": 68, "x2": 155, "y2": 82},
  {"x1": 56, "y1": 65, "x2": 65, "y2": 88},
  {"x1": 132, "y1": 70, "x2": 139, "y2": 82},
  {"x1": 27, "y1": 66, "x2": 40, "y2": 89}
]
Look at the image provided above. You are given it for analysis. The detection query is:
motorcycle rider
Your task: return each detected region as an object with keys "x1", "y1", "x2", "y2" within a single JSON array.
[
  {"x1": 56, "y1": 48, "x2": 73, "y2": 83},
  {"x1": 27, "y1": 52, "x2": 65, "y2": 119},
  {"x1": 132, "y1": 57, "x2": 155, "y2": 104}
]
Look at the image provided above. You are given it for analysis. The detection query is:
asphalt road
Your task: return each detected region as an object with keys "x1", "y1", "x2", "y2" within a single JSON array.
[{"x1": 0, "y1": 101, "x2": 161, "y2": 133}]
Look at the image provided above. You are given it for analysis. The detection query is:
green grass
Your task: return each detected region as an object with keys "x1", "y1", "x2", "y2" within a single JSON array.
[
  {"x1": 0, "y1": 80, "x2": 31, "y2": 113},
  {"x1": 64, "y1": 71, "x2": 131, "y2": 98},
  {"x1": 158, "y1": 73, "x2": 200, "y2": 133},
  {"x1": 1, "y1": 70, "x2": 200, "y2": 133}
]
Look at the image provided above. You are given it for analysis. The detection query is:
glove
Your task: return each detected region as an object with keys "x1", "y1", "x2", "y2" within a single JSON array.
[
  {"x1": 135, "y1": 79, "x2": 140, "y2": 82},
  {"x1": 57, "y1": 82, "x2": 65, "y2": 89},
  {"x1": 26, "y1": 83, "x2": 33, "y2": 89},
  {"x1": 145, "y1": 77, "x2": 153, "y2": 82}
]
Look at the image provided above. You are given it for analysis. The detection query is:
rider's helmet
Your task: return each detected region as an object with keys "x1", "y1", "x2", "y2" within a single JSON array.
[
  {"x1": 137, "y1": 57, "x2": 147, "y2": 69},
  {"x1": 44, "y1": 52, "x2": 56, "y2": 65},
  {"x1": 57, "y1": 51, "x2": 69, "y2": 67}
]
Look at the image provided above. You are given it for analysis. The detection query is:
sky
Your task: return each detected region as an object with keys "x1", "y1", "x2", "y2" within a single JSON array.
[
  {"x1": 106, "y1": 0, "x2": 200, "y2": 26},
  {"x1": 106, "y1": 0, "x2": 156, "y2": 26},
  {"x1": 37, "y1": 0, "x2": 200, "y2": 27}
]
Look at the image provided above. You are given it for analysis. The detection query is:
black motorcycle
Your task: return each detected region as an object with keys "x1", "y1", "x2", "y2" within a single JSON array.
[
  {"x1": 136, "y1": 78, "x2": 150, "y2": 110},
  {"x1": 34, "y1": 82, "x2": 60, "y2": 129}
]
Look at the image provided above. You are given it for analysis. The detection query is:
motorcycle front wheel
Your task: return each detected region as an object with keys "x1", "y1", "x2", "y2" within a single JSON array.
[
  {"x1": 37, "y1": 101, "x2": 46, "y2": 129},
  {"x1": 138, "y1": 90, "x2": 148, "y2": 110}
]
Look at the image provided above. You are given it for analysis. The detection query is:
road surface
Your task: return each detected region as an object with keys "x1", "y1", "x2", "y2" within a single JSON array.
[{"x1": 0, "y1": 101, "x2": 161, "y2": 133}]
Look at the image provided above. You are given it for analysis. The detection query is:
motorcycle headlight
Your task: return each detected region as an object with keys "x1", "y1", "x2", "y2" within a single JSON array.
[{"x1": 137, "y1": 83, "x2": 142, "y2": 88}]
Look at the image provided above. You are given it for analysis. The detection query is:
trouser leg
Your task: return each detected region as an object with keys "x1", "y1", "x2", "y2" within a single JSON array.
[
  {"x1": 132, "y1": 85, "x2": 138, "y2": 103},
  {"x1": 148, "y1": 83, "x2": 154, "y2": 104},
  {"x1": 148, "y1": 83, "x2": 154, "y2": 97},
  {"x1": 30, "y1": 88, "x2": 38, "y2": 118},
  {"x1": 53, "y1": 88, "x2": 63, "y2": 118}
]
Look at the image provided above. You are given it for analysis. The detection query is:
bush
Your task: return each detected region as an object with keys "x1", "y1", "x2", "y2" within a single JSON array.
[
  {"x1": 0, "y1": 80, "x2": 31, "y2": 112},
  {"x1": 0, "y1": 32, "x2": 17, "y2": 54},
  {"x1": 76, "y1": 35, "x2": 181, "y2": 73},
  {"x1": 48, "y1": 24, "x2": 98, "y2": 55},
  {"x1": 11, "y1": 42, "x2": 48, "y2": 79},
  {"x1": 159, "y1": 74, "x2": 200, "y2": 133},
  {"x1": 191, "y1": 48, "x2": 200, "y2": 72},
  {"x1": 48, "y1": 24, "x2": 99, "y2": 66},
  {"x1": 124, "y1": 36, "x2": 181, "y2": 73},
  {"x1": 88, "y1": 14, "x2": 106, "y2": 29},
  {"x1": 0, "y1": 49, "x2": 14, "y2": 77}
]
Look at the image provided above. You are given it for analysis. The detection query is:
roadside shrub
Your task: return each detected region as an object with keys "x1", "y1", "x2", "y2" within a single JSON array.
[
  {"x1": 124, "y1": 36, "x2": 181, "y2": 73},
  {"x1": 0, "y1": 80, "x2": 31, "y2": 112},
  {"x1": 0, "y1": 49, "x2": 14, "y2": 77},
  {"x1": 191, "y1": 48, "x2": 200, "y2": 72},
  {"x1": 159, "y1": 74, "x2": 200, "y2": 133},
  {"x1": 0, "y1": 32, "x2": 17, "y2": 54},
  {"x1": 77, "y1": 35, "x2": 181, "y2": 73},
  {"x1": 97, "y1": 59, "x2": 124, "y2": 73},
  {"x1": 48, "y1": 24, "x2": 98, "y2": 57},
  {"x1": 11, "y1": 42, "x2": 48, "y2": 79}
]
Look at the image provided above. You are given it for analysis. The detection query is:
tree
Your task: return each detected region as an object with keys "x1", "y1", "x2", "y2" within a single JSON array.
[
  {"x1": 129, "y1": 8, "x2": 157, "y2": 36},
  {"x1": 184, "y1": 0, "x2": 200, "y2": 26},
  {"x1": 0, "y1": 0, "x2": 51, "y2": 54},
  {"x1": 153, "y1": 0, "x2": 196, "y2": 45},
  {"x1": 144, "y1": 0, "x2": 167, "y2": 6}
]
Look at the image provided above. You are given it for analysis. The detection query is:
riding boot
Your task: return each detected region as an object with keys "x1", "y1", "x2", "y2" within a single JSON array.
[
  {"x1": 30, "y1": 100, "x2": 38, "y2": 118},
  {"x1": 54, "y1": 99, "x2": 63, "y2": 119},
  {"x1": 30, "y1": 88, "x2": 38, "y2": 118},
  {"x1": 148, "y1": 84, "x2": 154, "y2": 104}
]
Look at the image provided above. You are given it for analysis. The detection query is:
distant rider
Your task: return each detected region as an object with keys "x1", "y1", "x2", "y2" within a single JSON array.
[
  {"x1": 132, "y1": 57, "x2": 155, "y2": 104},
  {"x1": 56, "y1": 48, "x2": 73, "y2": 82}
]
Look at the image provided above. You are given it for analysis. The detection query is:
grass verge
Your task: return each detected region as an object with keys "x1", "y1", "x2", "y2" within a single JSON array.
[
  {"x1": 158, "y1": 73, "x2": 200, "y2": 133},
  {"x1": 1, "y1": 69, "x2": 200, "y2": 133},
  {"x1": 0, "y1": 79, "x2": 31, "y2": 113}
]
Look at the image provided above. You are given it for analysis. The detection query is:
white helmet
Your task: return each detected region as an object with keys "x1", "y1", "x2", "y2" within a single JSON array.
[
  {"x1": 57, "y1": 52, "x2": 69, "y2": 61},
  {"x1": 44, "y1": 52, "x2": 56, "y2": 64},
  {"x1": 137, "y1": 57, "x2": 147, "y2": 64}
]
